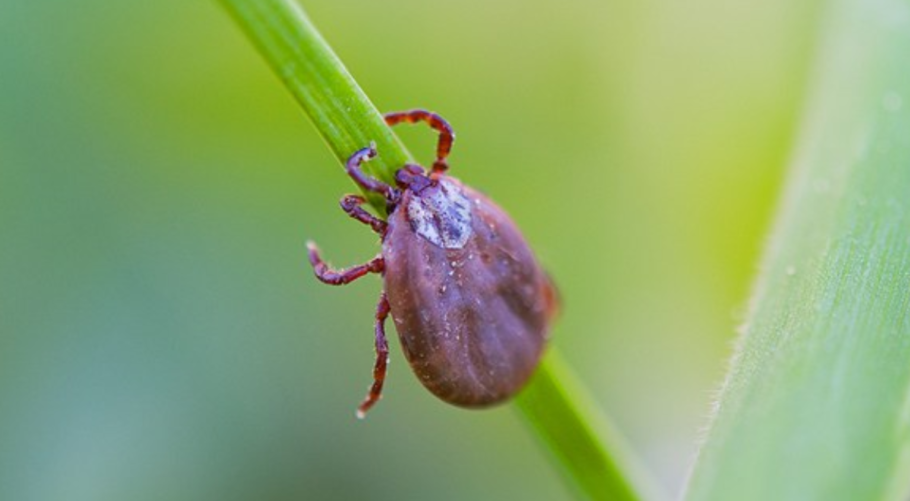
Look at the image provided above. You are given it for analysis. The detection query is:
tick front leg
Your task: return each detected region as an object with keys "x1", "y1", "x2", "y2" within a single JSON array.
[
  {"x1": 384, "y1": 109, "x2": 455, "y2": 178},
  {"x1": 306, "y1": 241, "x2": 384, "y2": 285},
  {"x1": 340, "y1": 194, "x2": 387, "y2": 235},
  {"x1": 356, "y1": 291, "x2": 391, "y2": 419},
  {"x1": 346, "y1": 143, "x2": 396, "y2": 200}
]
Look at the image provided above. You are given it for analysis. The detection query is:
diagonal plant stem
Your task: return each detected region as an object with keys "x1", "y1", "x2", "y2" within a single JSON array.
[
  {"x1": 219, "y1": 0, "x2": 662, "y2": 499},
  {"x1": 514, "y1": 352, "x2": 663, "y2": 500},
  {"x1": 221, "y1": 0, "x2": 411, "y2": 211},
  {"x1": 685, "y1": 0, "x2": 910, "y2": 499}
]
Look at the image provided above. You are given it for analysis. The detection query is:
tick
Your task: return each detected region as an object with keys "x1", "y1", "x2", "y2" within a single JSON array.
[{"x1": 307, "y1": 109, "x2": 558, "y2": 418}]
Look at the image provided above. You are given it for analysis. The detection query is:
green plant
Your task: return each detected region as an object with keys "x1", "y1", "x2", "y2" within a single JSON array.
[
  {"x1": 219, "y1": 1, "x2": 659, "y2": 500},
  {"x1": 685, "y1": 0, "x2": 910, "y2": 498},
  {"x1": 219, "y1": 0, "x2": 910, "y2": 499}
]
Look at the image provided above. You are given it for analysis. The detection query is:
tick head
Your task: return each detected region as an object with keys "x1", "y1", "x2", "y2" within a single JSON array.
[{"x1": 395, "y1": 164, "x2": 433, "y2": 193}]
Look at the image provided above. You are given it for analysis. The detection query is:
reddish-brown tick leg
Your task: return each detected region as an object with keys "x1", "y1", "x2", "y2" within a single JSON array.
[
  {"x1": 384, "y1": 109, "x2": 455, "y2": 178},
  {"x1": 357, "y1": 291, "x2": 391, "y2": 419},
  {"x1": 346, "y1": 143, "x2": 396, "y2": 200},
  {"x1": 340, "y1": 194, "x2": 387, "y2": 235},
  {"x1": 306, "y1": 242, "x2": 384, "y2": 285}
]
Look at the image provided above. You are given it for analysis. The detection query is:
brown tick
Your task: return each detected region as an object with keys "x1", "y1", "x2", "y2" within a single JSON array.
[{"x1": 307, "y1": 110, "x2": 558, "y2": 418}]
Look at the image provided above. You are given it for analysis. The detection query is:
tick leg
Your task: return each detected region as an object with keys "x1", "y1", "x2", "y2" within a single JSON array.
[
  {"x1": 346, "y1": 143, "x2": 396, "y2": 200},
  {"x1": 357, "y1": 291, "x2": 391, "y2": 419},
  {"x1": 384, "y1": 109, "x2": 455, "y2": 178},
  {"x1": 307, "y1": 241, "x2": 384, "y2": 285},
  {"x1": 340, "y1": 194, "x2": 387, "y2": 235}
]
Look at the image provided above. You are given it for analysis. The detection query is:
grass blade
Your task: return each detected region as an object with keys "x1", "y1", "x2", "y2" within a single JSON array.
[
  {"x1": 218, "y1": 0, "x2": 661, "y2": 499},
  {"x1": 220, "y1": 0, "x2": 411, "y2": 210},
  {"x1": 515, "y1": 352, "x2": 664, "y2": 501},
  {"x1": 685, "y1": 0, "x2": 910, "y2": 499}
]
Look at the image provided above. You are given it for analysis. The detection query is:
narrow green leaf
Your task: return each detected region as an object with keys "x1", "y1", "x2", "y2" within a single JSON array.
[
  {"x1": 515, "y1": 352, "x2": 664, "y2": 501},
  {"x1": 218, "y1": 1, "x2": 662, "y2": 499},
  {"x1": 220, "y1": 0, "x2": 411, "y2": 211},
  {"x1": 686, "y1": 0, "x2": 910, "y2": 499}
]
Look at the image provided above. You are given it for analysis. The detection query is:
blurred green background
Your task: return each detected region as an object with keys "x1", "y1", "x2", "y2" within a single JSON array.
[{"x1": 1, "y1": 0, "x2": 822, "y2": 499}]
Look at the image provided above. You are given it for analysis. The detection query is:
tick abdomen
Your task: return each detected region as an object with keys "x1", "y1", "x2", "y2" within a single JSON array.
[{"x1": 383, "y1": 179, "x2": 553, "y2": 407}]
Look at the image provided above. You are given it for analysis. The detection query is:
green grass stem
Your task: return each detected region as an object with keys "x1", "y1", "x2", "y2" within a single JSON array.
[
  {"x1": 685, "y1": 0, "x2": 910, "y2": 499},
  {"x1": 218, "y1": 1, "x2": 661, "y2": 499}
]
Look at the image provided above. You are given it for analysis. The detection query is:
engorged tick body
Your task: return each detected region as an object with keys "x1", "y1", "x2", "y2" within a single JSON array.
[{"x1": 307, "y1": 110, "x2": 557, "y2": 417}]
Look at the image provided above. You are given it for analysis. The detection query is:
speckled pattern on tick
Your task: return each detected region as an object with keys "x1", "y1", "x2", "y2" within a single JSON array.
[{"x1": 307, "y1": 110, "x2": 558, "y2": 418}]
